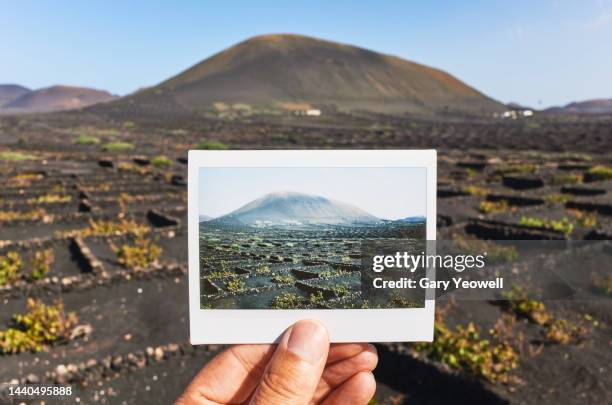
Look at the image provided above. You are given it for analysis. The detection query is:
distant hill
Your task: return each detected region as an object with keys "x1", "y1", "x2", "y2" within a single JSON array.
[
  {"x1": 210, "y1": 191, "x2": 380, "y2": 227},
  {"x1": 545, "y1": 99, "x2": 612, "y2": 115},
  {"x1": 122, "y1": 34, "x2": 503, "y2": 115},
  {"x1": 0, "y1": 84, "x2": 31, "y2": 107},
  {"x1": 397, "y1": 215, "x2": 426, "y2": 223},
  {"x1": 199, "y1": 215, "x2": 213, "y2": 223},
  {"x1": 0, "y1": 85, "x2": 117, "y2": 114}
]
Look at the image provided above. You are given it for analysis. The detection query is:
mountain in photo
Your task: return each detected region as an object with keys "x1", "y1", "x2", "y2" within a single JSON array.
[
  {"x1": 199, "y1": 215, "x2": 213, "y2": 223},
  {"x1": 545, "y1": 99, "x2": 612, "y2": 115},
  {"x1": 117, "y1": 34, "x2": 503, "y2": 115},
  {"x1": 0, "y1": 85, "x2": 117, "y2": 114},
  {"x1": 0, "y1": 84, "x2": 31, "y2": 107},
  {"x1": 210, "y1": 191, "x2": 380, "y2": 227},
  {"x1": 396, "y1": 215, "x2": 426, "y2": 223}
]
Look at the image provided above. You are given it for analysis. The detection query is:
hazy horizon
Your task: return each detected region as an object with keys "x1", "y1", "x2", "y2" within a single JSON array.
[
  {"x1": 2, "y1": 1, "x2": 611, "y2": 108},
  {"x1": 198, "y1": 167, "x2": 427, "y2": 220}
]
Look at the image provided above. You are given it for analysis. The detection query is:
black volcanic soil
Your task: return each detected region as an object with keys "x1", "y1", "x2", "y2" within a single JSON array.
[{"x1": 0, "y1": 111, "x2": 610, "y2": 405}]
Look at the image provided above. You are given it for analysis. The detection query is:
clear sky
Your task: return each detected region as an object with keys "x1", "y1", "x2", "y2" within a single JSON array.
[
  {"x1": 198, "y1": 167, "x2": 427, "y2": 220},
  {"x1": 2, "y1": 1, "x2": 611, "y2": 108}
]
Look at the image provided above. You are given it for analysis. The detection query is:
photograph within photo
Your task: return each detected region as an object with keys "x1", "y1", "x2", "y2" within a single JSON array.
[{"x1": 199, "y1": 167, "x2": 427, "y2": 309}]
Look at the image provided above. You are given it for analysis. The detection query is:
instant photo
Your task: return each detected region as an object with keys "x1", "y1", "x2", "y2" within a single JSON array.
[{"x1": 188, "y1": 150, "x2": 437, "y2": 343}]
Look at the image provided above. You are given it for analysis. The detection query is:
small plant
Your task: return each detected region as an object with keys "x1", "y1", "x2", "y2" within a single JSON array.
[
  {"x1": 331, "y1": 284, "x2": 350, "y2": 297},
  {"x1": 465, "y1": 168, "x2": 478, "y2": 179},
  {"x1": 493, "y1": 164, "x2": 537, "y2": 177},
  {"x1": 255, "y1": 265, "x2": 271, "y2": 274},
  {"x1": 462, "y1": 186, "x2": 489, "y2": 196},
  {"x1": 544, "y1": 193, "x2": 571, "y2": 205},
  {"x1": 550, "y1": 173, "x2": 582, "y2": 185},
  {"x1": 479, "y1": 200, "x2": 509, "y2": 214},
  {"x1": 151, "y1": 155, "x2": 173, "y2": 168},
  {"x1": 502, "y1": 286, "x2": 550, "y2": 325},
  {"x1": 0, "y1": 151, "x2": 38, "y2": 161},
  {"x1": 585, "y1": 165, "x2": 612, "y2": 181},
  {"x1": 102, "y1": 141, "x2": 134, "y2": 152},
  {"x1": 0, "y1": 251, "x2": 22, "y2": 285},
  {"x1": 502, "y1": 286, "x2": 587, "y2": 344},
  {"x1": 518, "y1": 216, "x2": 574, "y2": 235},
  {"x1": 545, "y1": 319, "x2": 587, "y2": 345},
  {"x1": 195, "y1": 140, "x2": 229, "y2": 150},
  {"x1": 567, "y1": 209, "x2": 597, "y2": 228},
  {"x1": 308, "y1": 291, "x2": 326, "y2": 306},
  {"x1": 9, "y1": 173, "x2": 44, "y2": 185},
  {"x1": 207, "y1": 270, "x2": 234, "y2": 280},
  {"x1": 271, "y1": 293, "x2": 303, "y2": 309},
  {"x1": 31, "y1": 248, "x2": 54, "y2": 280},
  {"x1": 60, "y1": 218, "x2": 150, "y2": 238},
  {"x1": 74, "y1": 134, "x2": 101, "y2": 145},
  {"x1": 591, "y1": 272, "x2": 612, "y2": 296},
  {"x1": 28, "y1": 194, "x2": 72, "y2": 204},
  {"x1": 453, "y1": 237, "x2": 518, "y2": 264},
  {"x1": 271, "y1": 274, "x2": 294, "y2": 285},
  {"x1": 115, "y1": 236, "x2": 162, "y2": 271},
  {"x1": 0, "y1": 208, "x2": 47, "y2": 222},
  {"x1": 414, "y1": 317, "x2": 519, "y2": 383},
  {"x1": 388, "y1": 293, "x2": 421, "y2": 308},
  {"x1": 0, "y1": 299, "x2": 78, "y2": 354},
  {"x1": 226, "y1": 278, "x2": 246, "y2": 293},
  {"x1": 118, "y1": 162, "x2": 149, "y2": 174}
]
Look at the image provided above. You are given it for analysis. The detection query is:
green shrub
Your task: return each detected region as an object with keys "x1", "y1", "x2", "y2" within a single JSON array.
[
  {"x1": 479, "y1": 200, "x2": 508, "y2": 214},
  {"x1": 308, "y1": 291, "x2": 326, "y2": 306},
  {"x1": 414, "y1": 318, "x2": 519, "y2": 383},
  {"x1": 493, "y1": 164, "x2": 537, "y2": 176},
  {"x1": 0, "y1": 252, "x2": 22, "y2": 285},
  {"x1": 550, "y1": 173, "x2": 582, "y2": 185},
  {"x1": 151, "y1": 155, "x2": 173, "y2": 168},
  {"x1": 255, "y1": 265, "x2": 271, "y2": 274},
  {"x1": 544, "y1": 193, "x2": 571, "y2": 205},
  {"x1": 115, "y1": 236, "x2": 162, "y2": 270},
  {"x1": 271, "y1": 274, "x2": 294, "y2": 285},
  {"x1": 102, "y1": 141, "x2": 134, "y2": 152},
  {"x1": 586, "y1": 165, "x2": 612, "y2": 181},
  {"x1": 462, "y1": 186, "x2": 489, "y2": 196},
  {"x1": 271, "y1": 293, "x2": 303, "y2": 309},
  {"x1": 0, "y1": 151, "x2": 38, "y2": 161},
  {"x1": 226, "y1": 278, "x2": 246, "y2": 293},
  {"x1": 502, "y1": 286, "x2": 550, "y2": 325},
  {"x1": 453, "y1": 237, "x2": 518, "y2": 264},
  {"x1": 0, "y1": 299, "x2": 77, "y2": 354},
  {"x1": 518, "y1": 216, "x2": 574, "y2": 235},
  {"x1": 74, "y1": 134, "x2": 100, "y2": 145},
  {"x1": 195, "y1": 140, "x2": 228, "y2": 150},
  {"x1": 501, "y1": 286, "x2": 587, "y2": 344},
  {"x1": 31, "y1": 249, "x2": 54, "y2": 280},
  {"x1": 567, "y1": 209, "x2": 597, "y2": 228}
]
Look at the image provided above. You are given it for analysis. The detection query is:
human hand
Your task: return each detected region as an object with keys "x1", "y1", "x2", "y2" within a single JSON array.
[{"x1": 175, "y1": 320, "x2": 377, "y2": 405}]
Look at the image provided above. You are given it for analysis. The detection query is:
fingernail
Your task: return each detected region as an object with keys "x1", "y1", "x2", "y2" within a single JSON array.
[{"x1": 287, "y1": 320, "x2": 328, "y2": 364}]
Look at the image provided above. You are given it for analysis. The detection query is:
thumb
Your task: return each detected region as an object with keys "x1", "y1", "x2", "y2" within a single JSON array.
[{"x1": 249, "y1": 320, "x2": 329, "y2": 405}]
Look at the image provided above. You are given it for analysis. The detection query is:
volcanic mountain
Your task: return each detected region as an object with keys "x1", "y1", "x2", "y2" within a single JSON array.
[
  {"x1": 0, "y1": 84, "x2": 31, "y2": 107},
  {"x1": 127, "y1": 34, "x2": 503, "y2": 115},
  {"x1": 545, "y1": 99, "x2": 612, "y2": 115},
  {"x1": 210, "y1": 191, "x2": 380, "y2": 227},
  {"x1": 1, "y1": 85, "x2": 117, "y2": 113}
]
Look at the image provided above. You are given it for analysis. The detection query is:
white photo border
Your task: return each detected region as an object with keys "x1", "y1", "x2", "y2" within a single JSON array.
[{"x1": 188, "y1": 150, "x2": 437, "y2": 343}]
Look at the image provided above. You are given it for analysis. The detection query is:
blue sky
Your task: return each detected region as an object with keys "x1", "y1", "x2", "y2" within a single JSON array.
[
  {"x1": 198, "y1": 167, "x2": 427, "y2": 220},
  {"x1": 2, "y1": 1, "x2": 611, "y2": 108}
]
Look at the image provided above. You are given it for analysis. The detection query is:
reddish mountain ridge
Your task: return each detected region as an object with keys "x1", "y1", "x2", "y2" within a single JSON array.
[{"x1": 134, "y1": 34, "x2": 504, "y2": 115}]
